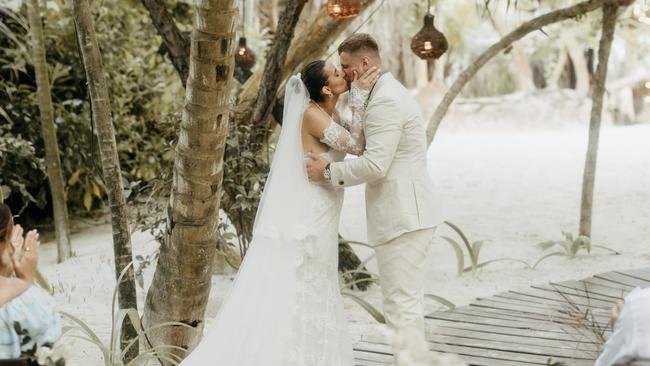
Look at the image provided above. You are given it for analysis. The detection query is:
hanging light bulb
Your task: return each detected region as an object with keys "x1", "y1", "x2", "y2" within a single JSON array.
[
  {"x1": 235, "y1": 36, "x2": 256, "y2": 69},
  {"x1": 327, "y1": 0, "x2": 361, "y2": 19},
  {"x1": 410, "y1": 1, "x2": 448, "y2": 60}
]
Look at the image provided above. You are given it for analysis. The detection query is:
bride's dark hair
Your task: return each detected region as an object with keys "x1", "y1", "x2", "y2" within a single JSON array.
[{"x1": 300, "y1": 60, "x2": 328, "y2": 103}]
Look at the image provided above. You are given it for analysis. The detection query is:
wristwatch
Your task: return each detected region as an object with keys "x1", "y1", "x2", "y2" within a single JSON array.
[{"x1": 323, "y1": 163, "x2": 331, "y2": 182}]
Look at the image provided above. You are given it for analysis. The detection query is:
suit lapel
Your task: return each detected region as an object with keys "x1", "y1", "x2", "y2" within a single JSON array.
[{"x1": 365, "y1": 71, "x2": 391, "y2": 107}]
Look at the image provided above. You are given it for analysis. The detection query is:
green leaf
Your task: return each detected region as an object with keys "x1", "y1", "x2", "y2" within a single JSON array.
[
  {"x1": 424, "y1": 294, "x2": 456, "y2": 310},
  {"x1": 533, "y1": 252, "x2": 567, "y2": 269},
  {"x1": 341, "y1": 290, "x2": 385, "y2": 324},
  {"x1": 464, "y1": 258, "x2": 532, "y2": 272},
  {"x1": 441, "y1": 236, "x2": 465, "y2": 277},
  {"x1": 592, "y1": 244, "x2": 620, "y2": 255},
  {"x1": 355, "y1": 253, "x2": 376, "y2": 272},
  {"x1": 471, "y1": 240, "x2": 485, "y2": 265},
  {"x1": 83, "y1": 191, "x2": 92, "y2": 211},
  {"x1": 536, "y1": 240, "x2": 558, "y2": 251},
  {"x1": 444, "y1": 221, "x2": 473, "y2": 257},
  {"x1": 91, "y1": 180, "x2": 102, "y2": 198},
  {"x1": 67, "y1": 169, "x2": 81, "y2": 186}
]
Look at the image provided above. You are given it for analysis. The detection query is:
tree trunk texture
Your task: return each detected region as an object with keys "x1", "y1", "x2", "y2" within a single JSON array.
[
  {"x1": 143, "y1": 0, "x2": 237, "y2": 359},
  {"x1": 563, "y1": 30, "x2": 591, "y2": 96},
  {"x1": 426, "y1": 0, "x2": 625, "y2": 145},
  {"x1": 144, "y1": 0, "x2": 374, "y2": 283},
  {"x1": 71, "y1": 0, "x2": 138, "y2": 360},
  {"x1": 579, "y1": 3, "x2": 622, "y2": 238},
  {"x1": 27, "y1": 0, "x2": 72, "y2": 263},
  {"x1": 250, "y1": 0, "x2": 308, "y2": 129},
  {"x1": 548, "y1": 46, "x2": 568, "y2": 89},
  {"x1": 486, "y1": 8, "x2": 536, "y2": 92},
  {"x1": 140, "y1": 0, "x2": 190, "y2": 87}
]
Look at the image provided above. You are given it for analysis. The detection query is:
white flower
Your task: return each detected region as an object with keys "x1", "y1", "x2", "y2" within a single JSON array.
[{"x1": 35, "y1": 345, "x2": 53, "y2": 365}]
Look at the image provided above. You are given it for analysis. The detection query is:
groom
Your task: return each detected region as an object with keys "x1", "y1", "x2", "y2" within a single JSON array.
[{"x1": 306, "y1": 33, "x2": 443, "y2": 364}]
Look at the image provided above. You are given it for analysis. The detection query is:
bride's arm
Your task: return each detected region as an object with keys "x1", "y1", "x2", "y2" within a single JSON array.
[
  {"x1": 304, "y1": 107, "x2": 365, "y2": 156},
  {"x1": 330, "y1": 84, "x2": 369, "y2": 156}
]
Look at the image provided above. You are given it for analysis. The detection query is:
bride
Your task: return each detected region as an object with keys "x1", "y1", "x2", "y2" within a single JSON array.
[{"x1": 179, "y1": 60, "x2": 380, "y2": 365}]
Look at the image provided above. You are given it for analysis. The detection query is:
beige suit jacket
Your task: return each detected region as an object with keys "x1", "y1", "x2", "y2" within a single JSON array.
[{"x1": 329, "y1": 73, "x2": 443, "y2": 245}]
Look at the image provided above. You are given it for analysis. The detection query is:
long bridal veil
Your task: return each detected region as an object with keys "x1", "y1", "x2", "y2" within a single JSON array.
[{"x1": 180, "y1": 75, "x2": 313, "y2": 365}]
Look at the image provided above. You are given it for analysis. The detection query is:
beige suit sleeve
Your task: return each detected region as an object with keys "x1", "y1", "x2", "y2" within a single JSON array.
[{"x1": 328, "y1": 96, "x2": 402, "y2": 187}]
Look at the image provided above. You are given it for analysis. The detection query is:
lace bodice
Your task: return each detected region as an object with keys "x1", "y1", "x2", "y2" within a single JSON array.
[{"x1": 319, "y1": 85, "x2": 368, "y2": 156}]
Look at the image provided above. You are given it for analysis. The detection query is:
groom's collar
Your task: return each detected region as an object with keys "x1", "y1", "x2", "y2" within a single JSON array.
[{"x1": 365, "y1": 71, "x2": 390, "y2": 107}]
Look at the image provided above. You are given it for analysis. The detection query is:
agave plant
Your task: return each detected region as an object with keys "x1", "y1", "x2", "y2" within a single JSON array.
[
  {"x1": 533, "y1": 231, "x2": 620, "y2": 269},
  {"x1": 61, "y1": 262, "x2": 193, "y2": 365},
  {"x1": 442, "y1": 221, "x2": 531, "y2": 276}
]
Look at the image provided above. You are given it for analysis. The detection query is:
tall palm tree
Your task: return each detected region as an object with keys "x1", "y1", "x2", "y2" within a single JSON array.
[
  {"x1": 142, "y1": 0, "x2": 237, "y2": 358},
  {"x1": 27, "y1": 0, "x2": 72, "y2": 263},
  {"x1": 71, "y1": 0, "x2": 138, "y2": 360}
]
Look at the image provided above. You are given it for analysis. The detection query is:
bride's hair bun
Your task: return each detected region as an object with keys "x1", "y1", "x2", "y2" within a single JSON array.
[{"x1": 300, "y1": 60, "x2": 328, "y2": 103}]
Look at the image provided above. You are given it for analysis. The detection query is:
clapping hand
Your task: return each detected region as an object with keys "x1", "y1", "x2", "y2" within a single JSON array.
[
  {"x1": 352, "y1": 66, "x2": 381, "y2": 92},
  {"x1": 10, "y1": 225, "x2": 40, "y2": 284}
]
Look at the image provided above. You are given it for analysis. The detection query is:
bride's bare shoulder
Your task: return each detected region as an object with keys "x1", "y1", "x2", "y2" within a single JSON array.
[{"x1": 302, "y1": 106, "x2": 330, "y2": 136}]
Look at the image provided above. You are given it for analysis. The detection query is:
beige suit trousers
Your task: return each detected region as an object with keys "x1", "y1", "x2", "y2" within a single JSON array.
[{"x1": 375, "y1": 227, "x2": 435, "y2": 365}]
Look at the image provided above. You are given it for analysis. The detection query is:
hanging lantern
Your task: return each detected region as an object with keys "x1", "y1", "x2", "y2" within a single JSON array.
[
  {"x1": 327, "y1": 0, "x2": 361, "y2": 19},
  {"x1": 235, "y1": 36, "x2": 256, "y2": 69},
  {"x1": 410, "y1": 7, "x2": 448, "y2": 60}
]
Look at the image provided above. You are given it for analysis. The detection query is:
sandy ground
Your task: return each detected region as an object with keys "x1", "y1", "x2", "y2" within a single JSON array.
[{"x1": 38, "y1": 112, "x2": 650, "y2": 364}]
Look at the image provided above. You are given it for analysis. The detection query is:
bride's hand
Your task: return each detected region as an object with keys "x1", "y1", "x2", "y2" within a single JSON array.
[{"x1": 352, "y1": 67, "x2": 381, "y2": 91}]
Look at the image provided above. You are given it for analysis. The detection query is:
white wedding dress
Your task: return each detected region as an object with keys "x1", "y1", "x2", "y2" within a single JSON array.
[{"x1": 180, "y1": 75, "x2": 367, "y2": 366}]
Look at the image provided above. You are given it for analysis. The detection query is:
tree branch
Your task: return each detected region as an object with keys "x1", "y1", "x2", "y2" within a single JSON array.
[
  {"x1": 579, "y1": 2, "x2": 625, "y2": 237},
  {"x1": 426, "y1": 0, "x2": 631, "y2": 145},
  {"x1": 140, "y1": 0, "x2": 189, "y2": 87},
  {"x1": 250, "y1": 0, "x2": 308, "y2": 128}
]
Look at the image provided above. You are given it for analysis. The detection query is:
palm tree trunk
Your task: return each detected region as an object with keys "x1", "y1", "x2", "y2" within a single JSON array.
[
  {"x1": 27, "y1": 0, "x2": 72, "y2": 263},
  {"x1": 142, "y1": 0, "x2": 237, "y2": 359},
  {"x1": 425, "y1": 0, "x2": 625, "y2": 145},
  {"x1": 579, "y1": 3, "x2": 622, "y2": 237},
  {"x1": 144, "y1": 0, "x2": 375, "y2": 281},
  {"x1": 71, "y1": 0, "x2": 138, "y2": 360}
]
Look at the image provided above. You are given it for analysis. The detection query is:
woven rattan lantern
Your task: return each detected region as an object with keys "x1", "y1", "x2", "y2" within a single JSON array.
[
  {"x1": 327, "y1": 0, "x2": 361, "y2": 19},
  {"x1": 235, "y1": 37, "x2": 256, "y2": 69},
  {"x1": 410, "y1": 2, "x2": 448, "y2": 60}
]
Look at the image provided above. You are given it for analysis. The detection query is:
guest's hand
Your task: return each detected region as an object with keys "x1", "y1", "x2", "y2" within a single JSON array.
[
  {"x1": 306, "y1": 152, "x2": 329, "y2": 183},
  {"x1": 609, "y1": 299, "x2": 624, "y2": 327},
  {"x1": 352, "y1": 66, "x2": 381, "y2": 92},
  {"x1": 11, "y1": 228, "x2": 39, "y2": 284}
]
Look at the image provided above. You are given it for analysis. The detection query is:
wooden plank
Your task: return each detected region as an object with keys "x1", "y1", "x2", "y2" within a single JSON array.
[
  {"x1": 426, "y1": 326, "x2": 601, "y2": 351},
  {"x1": 619, "y1": 268, "x2": 650, "y2": 279},
  {"x1": 548, "y1": 280, "x2": 627, "y2": 300},
  {"x1": 363, "y1": 330, "x2": 599, "y2": 359},
  {"x1": 494, "y1": 291, "x2": 612, "y2": 313},
  {"x1": 425, "y1": 318, "x2": 601, "y2": 344},
  {"x1": 508, "y1": 287, "x2": 613, "y2": 310},
  {"x1": 470, "y1": 297, "x2": 609, "y2": 323},
  {"x1": 614, "y1": 269, "x2": 650, "y2": 283},
  {"x1": 534, "y1": 283, "x2": 622, "y2": 304},
  {"x1": 584, "y1": 276, "x2": 636, "y2": 290},
  {"x1": 352, "y1": 267, "x2": 650, "y2": 365},
  {"x1": 595, "y1": 271, "x2": 650, "y2": 288},
  {"x1": 356, "y1": 339, "x2": 595, "y2": 365},
  {"x1": 427, "y1": 310, "x2": 590, "y2": 338}
]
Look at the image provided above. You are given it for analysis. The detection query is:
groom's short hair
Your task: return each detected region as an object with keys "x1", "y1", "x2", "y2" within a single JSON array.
[{"x1": 338, "y1": 33, "x2": 379, "y2": 56}]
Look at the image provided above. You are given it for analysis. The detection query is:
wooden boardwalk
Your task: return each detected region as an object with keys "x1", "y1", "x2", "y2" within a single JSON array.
[{"x1": 354, "y1": 267, "x2": 650, "y2": 366}]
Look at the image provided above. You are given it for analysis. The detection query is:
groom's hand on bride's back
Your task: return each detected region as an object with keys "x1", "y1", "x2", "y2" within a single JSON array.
[{"x1": 306, "y1": 152, "x2": 328, "y2": 183}]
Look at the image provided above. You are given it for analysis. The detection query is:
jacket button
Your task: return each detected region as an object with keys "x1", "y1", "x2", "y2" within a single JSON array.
[{"x1": 339, "y1": 181, "x2": 344, "y2": 185}]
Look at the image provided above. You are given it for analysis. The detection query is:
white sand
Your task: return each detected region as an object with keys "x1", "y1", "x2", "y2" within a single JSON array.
[{"x1": 38, "y1": 109, "x2": 650, "y2": 364}]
